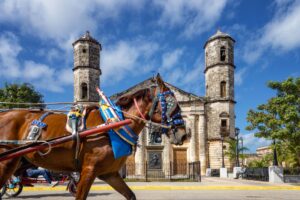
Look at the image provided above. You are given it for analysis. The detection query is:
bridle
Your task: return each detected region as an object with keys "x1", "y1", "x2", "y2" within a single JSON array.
[{"x1": 133, "y1": 83, "x2": 185, "y2": 135}]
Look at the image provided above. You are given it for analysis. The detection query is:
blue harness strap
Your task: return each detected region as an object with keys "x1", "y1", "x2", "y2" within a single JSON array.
[
  {"x1": 158, "y1": 91, "x2": 185, "y2": 133},
  {"x1": 31, "y1": 112, "x2": 52, "y2": 128},
  {"x1": 98, "y1": 91, "x2": 138, "y2": 159}
]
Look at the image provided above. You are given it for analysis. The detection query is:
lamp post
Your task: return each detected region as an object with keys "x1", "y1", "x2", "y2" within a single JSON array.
[
  {"x1": 221, "y1": 135, "x2": 225, "y2": 168},
  {"x1": 235, "y1": 127, "x2": 240, "y2": 167},
  {"x1": 273, "y1": 139, "x2": 278, "y2": 166},
  {"x1": 240, "y1": 136, "x2": 244, "y2": 166}
]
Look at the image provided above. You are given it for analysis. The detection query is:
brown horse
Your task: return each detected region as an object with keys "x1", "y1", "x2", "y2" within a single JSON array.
[{"x1": 0, "y1": 75, "x2": 187, "y2": 200}]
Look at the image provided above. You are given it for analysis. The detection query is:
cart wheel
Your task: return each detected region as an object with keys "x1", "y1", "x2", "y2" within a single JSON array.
[
  {"x1": 1, "y1": 185, "x2": 7, "y2": 197},
  {"x1": 4, "y1": 182, "x2": 23, "y2": 198},
  {"x1": 67, "y1": 180, "x2": 77, "y2": 197}
]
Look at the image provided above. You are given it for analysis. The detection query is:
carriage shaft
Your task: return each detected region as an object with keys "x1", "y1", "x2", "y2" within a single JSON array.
[{"x1": 0, "y1": 119, "x2": 132, "y2": 162}]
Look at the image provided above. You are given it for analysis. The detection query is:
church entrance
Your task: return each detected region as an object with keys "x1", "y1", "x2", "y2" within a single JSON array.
[{"x1": 173, "y1": 148, "x2": 187, "y2": 175}]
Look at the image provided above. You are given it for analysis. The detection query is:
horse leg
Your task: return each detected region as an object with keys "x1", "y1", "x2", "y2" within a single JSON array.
[
  {"x1": 99, "y1": 172, "x2": 136, "y2": 200},
  {"x1": 0, "y1": 148, "x2": 21, "y2": 188},
  {"x1": 75, "y1": 167, "x2": 96, "y2": 200}
]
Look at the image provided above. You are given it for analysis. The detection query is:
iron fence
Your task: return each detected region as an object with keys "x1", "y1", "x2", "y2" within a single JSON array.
[
  {"x1": 242, "y1": 167, "x2": 269, "y2": 181},
  {"x1": 123, "y1": 161, "x2": 201, "y2": 182},
  {"x1": 210, "y1": 169, "x2": 220, "y2": 177},
  {"x1": 283, "y1": 167, "x2": 300, "y2": 183}
]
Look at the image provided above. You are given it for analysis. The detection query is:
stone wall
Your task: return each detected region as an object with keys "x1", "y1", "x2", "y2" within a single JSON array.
[
  {"x1": 208, "y1": 140, "x2": 232, "y2": 169},
  {"x1": 205, "y1": 101, "x2": 235, "y2": 139},
  {"x1": 205, "y1": 39, "x2": 234, "y2": 67},
  {"x1": 73, "y1": 42, "x2": 100, "y2": 69},
  {"x1": 205, "y1": 65, "x2": 234, "y2": 101},
  {"x1": 73, "y1": 39, "x2": 101, "y2": 102},
  {"x1": 73, "y1": 68, "x2": 100, "y2": 102}
]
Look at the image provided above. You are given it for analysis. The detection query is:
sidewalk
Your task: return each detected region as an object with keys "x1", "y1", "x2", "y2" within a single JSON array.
[
  {"x1": 11, "y1": 177, "x2": 300, "y2": 200},
  {"x1": 22, "y1": 176, "x2": 300, "y2": 192}
]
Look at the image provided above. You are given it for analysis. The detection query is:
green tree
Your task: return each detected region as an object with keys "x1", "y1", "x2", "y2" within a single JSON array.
[
  {"x1": 0, "y1": 83, "x2": 44, "y2": 109},
  {"x1": 246, "y1": 77, "x2": 300, "y2": 167},
  {"x1": 247, "y1": 154, "x2": 273, "y2": 168},
  {"x1": 225, "y1": 138, "x2": 249, "y2": 164}
]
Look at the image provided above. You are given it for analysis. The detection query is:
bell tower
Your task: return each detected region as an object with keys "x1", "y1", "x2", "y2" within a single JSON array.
[
  {"x1": 204, "y1": 30, "x2": 235, "y2": 169},
  {"x1": 73, "y1": 31, "x2": 102, "y2": 102}
]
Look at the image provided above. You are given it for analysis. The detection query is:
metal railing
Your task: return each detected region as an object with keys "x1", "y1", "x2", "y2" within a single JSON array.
[
  {"x1": 283, "y1": 167, "x2": 300, "y2": 183},
  {"x1": 242, "y1": 167, "x2": 269, "y2": 181},
  {"x1": 123, "y1": 161, "x2": 201, "y2": 182}
]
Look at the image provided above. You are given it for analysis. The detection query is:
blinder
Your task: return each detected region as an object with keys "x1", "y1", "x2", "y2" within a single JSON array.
[{"x1": 148, "y1": 89, "x2": 185, "y2": 134}]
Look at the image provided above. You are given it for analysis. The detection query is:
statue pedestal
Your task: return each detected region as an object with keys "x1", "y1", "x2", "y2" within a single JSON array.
[
  {"x1": 269, "y1": 166, "x2": 284, "y2": 183},
  {"x1": 220, "y1": 168, "x2": 227, "y2": 178}
]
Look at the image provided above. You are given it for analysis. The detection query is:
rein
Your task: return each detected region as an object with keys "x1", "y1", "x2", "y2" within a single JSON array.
[
  {"x1": 133, "y1": 98, "x2": 146, "y2": 120},
  {"x1": 129, "y1": 86, "x2": 185, "y2": 132}
]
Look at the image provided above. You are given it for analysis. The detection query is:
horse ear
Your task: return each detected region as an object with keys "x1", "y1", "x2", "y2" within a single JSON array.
[
  {"x1": 116, "y1": 96, "x2": 132, "y2": 107},
  {"x1": 156, "y1": 73, "x2": 163, "y2": 85},
  {"x1": 156, "y1": 73, "x2": 167, "y2": 90}
]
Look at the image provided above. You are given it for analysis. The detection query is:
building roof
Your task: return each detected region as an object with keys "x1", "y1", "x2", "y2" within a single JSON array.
[
  {"x1": 110, "y1": 77, "x2": 205, "y2": 103},
  {"x1": 204, "y1": 29, "x2": 235, "y2": 49},
  {"x1": 72, "y1": 31, "x2": 101, "y2": 48}
]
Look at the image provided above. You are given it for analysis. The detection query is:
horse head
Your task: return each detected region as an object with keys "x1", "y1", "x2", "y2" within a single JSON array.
[
  {"x1": 116, "y1": 74, "x2": 187, "y2": 145},
  {"x1": 150, "y1": 74, "x2": 187, "y2": 145}
]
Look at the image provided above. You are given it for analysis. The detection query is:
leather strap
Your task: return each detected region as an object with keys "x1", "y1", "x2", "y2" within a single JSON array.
[{"x1": 133, "y1": 98, "x2": 146, "y2": 120}]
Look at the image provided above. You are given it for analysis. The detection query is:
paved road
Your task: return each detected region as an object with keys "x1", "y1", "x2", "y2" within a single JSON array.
[{"x1": 2, "y1": 177, "x2": 300, "y2": 200}]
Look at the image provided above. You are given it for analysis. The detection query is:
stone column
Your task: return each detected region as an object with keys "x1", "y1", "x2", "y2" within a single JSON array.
[
  {"x1": 135, "y1": 129, "x2": 146, "y2": 176},
  {"x1": 188, "y1": 115, "x2": 196, "y2": 162},
  {"x1": 162, "y1": 134, "x2": 171, "y2": 176},
  {"x1": 198, "y1": 113, "x2": 207, "y2": 175}
]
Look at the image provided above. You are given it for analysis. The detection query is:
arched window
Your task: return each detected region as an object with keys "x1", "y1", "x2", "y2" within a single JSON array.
[
  {"x1": 220, "y1": 81, "x2": 226, "y2": 97},
  {"x1": 221, "y1": 119, "x2": 227, "y2": 128},
  {"x1": 220, "y1": 111, "x2": 229, "y2": 136},
  {"x1": 220, "y1": 46, "x2": 226, "y2": 61},
  {"x1": 81, "y1": 83, "x2": 88, "y2": 99}
]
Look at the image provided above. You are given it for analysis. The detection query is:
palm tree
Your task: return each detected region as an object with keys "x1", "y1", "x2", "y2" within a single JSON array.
[{"x1": 225, "y1": 138, "x2": 249, "y2": 165}]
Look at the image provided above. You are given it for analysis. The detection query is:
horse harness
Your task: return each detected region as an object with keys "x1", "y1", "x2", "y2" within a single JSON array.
[
  {"x1": 26, "y1": 107, "x2": 87, "y2": 170},
  {"x1": 27, "y1": 112, "x2": 53, "y2": 141},
  {"x1": 128, "y1": 84, "x2": 185, "y2": 147},
  {"x1": 136, "y1": 84, "x2": 185, "y2": 137}
]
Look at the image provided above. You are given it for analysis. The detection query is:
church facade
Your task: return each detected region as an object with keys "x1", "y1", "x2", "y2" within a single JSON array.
[{"x1": 73, "y1": 30, "x2": 236, "y2": 175}]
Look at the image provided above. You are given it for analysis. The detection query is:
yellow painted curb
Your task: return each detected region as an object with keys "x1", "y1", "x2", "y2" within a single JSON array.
[{"x1": 22, "y1": 185, "x2": 300, "y2": 192}]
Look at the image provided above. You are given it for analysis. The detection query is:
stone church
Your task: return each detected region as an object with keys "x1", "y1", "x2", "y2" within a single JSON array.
[{"x1": 72, "y1": 30, "x2": 236, "y2": 175}]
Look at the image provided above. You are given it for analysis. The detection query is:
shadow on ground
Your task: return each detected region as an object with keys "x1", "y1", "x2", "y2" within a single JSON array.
[{"x1": 10, "y1": 192, "x2": 111, "y2": 199}]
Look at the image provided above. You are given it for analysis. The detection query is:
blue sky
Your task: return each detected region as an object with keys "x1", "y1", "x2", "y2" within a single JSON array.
[{"x1": 0, "y1": 0, "x2": 299, "y2": 152}]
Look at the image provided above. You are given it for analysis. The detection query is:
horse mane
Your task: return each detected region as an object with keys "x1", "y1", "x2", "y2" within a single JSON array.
[{"x1": 116, "y1": 88, "x2": 150, "y2": 109}]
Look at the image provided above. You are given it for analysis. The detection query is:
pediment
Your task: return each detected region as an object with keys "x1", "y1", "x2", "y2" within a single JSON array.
[{"x1": 111, "y1": 77, "x2": 205, "y2": 104}]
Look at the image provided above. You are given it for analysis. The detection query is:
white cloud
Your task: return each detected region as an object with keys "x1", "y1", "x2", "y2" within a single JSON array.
[
  {"x1": 0, "y1": 32, "x2": 73, "y2": 92},
  {"x1": 242, "y1": 132, "x2": 270, "y2": 153},
  {"x1": 242, "y1": 0, "x2": 300, "y2": 64},
  {"x1": 153, "y1": 0, "x2": 228, "y2": 38},
  {"x1": 161, "y1": 49, "x2": 183, "y2": 70},
  {"x1": 260, "y1": 1, "x2": 300, "y2": 51},
  {"x1": 0, "y1": 32, "x2": 22, "y2": 78},
  {"x1": 23, "y1": 61, "x2": 55, "y2": 80},
  {"x1": 0, "y1": 0, "x2": 145, "y2": 45},
  {"x1": 235, "y1": 67, "x2": 247, "y2": 86},
  {"x1": 101, "y1": 39, "x2": 159, "y2": 83},
  {"x1": 159, "y1": 49, "x2": 204, "y2": 95}
]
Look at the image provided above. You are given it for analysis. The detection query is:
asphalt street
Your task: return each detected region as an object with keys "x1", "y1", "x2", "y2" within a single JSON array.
[{"x1": 1, "y1": 177, "x2": 300, "y2": 200}]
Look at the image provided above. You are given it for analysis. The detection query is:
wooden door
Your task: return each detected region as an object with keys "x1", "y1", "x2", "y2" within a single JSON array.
[
  {"x1": 173, "y1": 149, "x2": 187, "y2": 175},
  {"x1": 125, "y1": 154, "x2": 135, "y2": 176}
]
